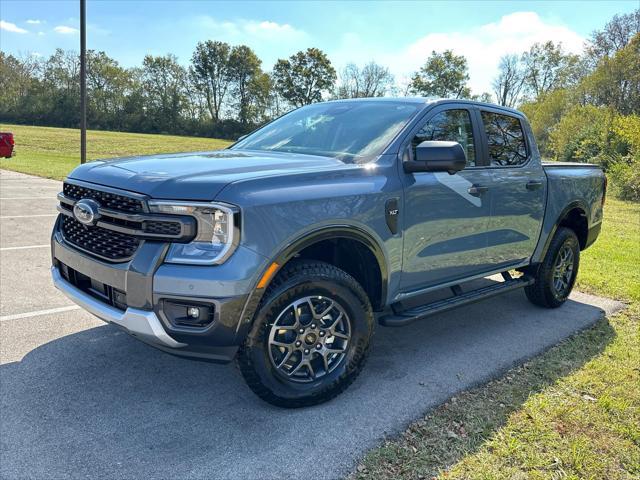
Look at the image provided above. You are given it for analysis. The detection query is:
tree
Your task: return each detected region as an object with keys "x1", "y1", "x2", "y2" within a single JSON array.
[
  {"x1": 0, "y1": 52, "x2": 42, "y2": 120},
  {"x1": 140, "y1": 54, "x2": 188, "y2": 132},
  {"x1": 335, "y1": 61, "x2": 394, "y2": 98},
  {"x1": 228, "y1": 45, "x2": 262, "y2": 124},
  {"x1": 586, "y1": 9, "x2": 640, "y2": 63},
  {"x1": 86, "y1": 50, "x2": 131, "y2": 129},
  {"x1": 520, "y1": 89, "x2": 572, "y2": 157},
  {"x1": 272, "y1": 48, "x2": 336, "y2": 107},
  {"x1": 475, "y1": 92, "x2": 494, "y2": 104},
  {"x1": 245, "y1": 71, "x2": 272, "y2": 124},
  {"x1": 41, "y1": 49, "x2": 81, "y2": 126},
  {"x1": 409, "y1": 50, "x2": 471, "y2": 98},
  {"x1": 521, "y1": 41, "x2": 580, "y2": 98},
  {"x1": 492, "y1": 54, "x2": 526, "y2": 107},
  {"x1": 191, "y1": 40, "x2": 232, "y2": 121},
  {"x1": 580, "y1": 33, "x2": 640, "y2": 115}
]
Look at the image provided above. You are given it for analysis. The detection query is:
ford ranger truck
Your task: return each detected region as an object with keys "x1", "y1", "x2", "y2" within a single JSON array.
[{"x1": 51, "y1": 99, "x2": 606, "y2": 407}]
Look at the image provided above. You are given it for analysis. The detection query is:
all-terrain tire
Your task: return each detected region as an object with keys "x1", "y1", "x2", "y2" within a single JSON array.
[
  {"x1": 237, "y1": 260, "x2": 374, "y2": 408},
  {"x1": 525, "y1": 227, "x2": 580, "y2": 308}
]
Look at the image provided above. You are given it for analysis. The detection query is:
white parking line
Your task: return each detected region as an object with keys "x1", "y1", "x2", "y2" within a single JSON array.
[
  {"x1": 0, "y1": 197, "x2": 55, "y2": 200},
  {"x1": 0, "y1": 305, "x2": 81, "y2": 322},
  {"x1": 0, "y1": 214, "x2": 57, "y2": 219},
  {"x1": 0, "y1": 245, "x2": 49, "y2": 251}
]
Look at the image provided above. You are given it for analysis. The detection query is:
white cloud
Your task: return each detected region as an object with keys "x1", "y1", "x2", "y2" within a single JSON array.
[
  {"x1": 197, "y1": 16, "x2": 307, "y2": 44},
  {"x1": 54, "y1": 25, "x2": 79, "y2": 35},
  {"x1": 190, "y1": 16, "x2": 309, "y2": 68},
  {"x1": 26, "y1": 19, "x2": 44, "y2": 25},
  {"x1": 330, "y1": 12, "x2": 585, "y2": 95},
  {"x1": 1, "y1": 20, "x2": 28, "y2": 34}
]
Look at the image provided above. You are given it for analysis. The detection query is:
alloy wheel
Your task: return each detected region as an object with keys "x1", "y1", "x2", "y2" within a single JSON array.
[
  {"x1": 552, "y1": 244, "x2": 574, "y2": 297},
  {"x1": 268, "y1": 296, "x2": 351, "y2": 383}
]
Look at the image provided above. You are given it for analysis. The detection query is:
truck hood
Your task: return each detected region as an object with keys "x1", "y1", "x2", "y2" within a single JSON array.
[{"x1": 68, "y1": 149, "x2": 351, "y2": 200}]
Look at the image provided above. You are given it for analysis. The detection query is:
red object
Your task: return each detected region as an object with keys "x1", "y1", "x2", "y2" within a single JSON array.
[{"x1": 0, "y1": 132, "x2": 15, "y2": 158}]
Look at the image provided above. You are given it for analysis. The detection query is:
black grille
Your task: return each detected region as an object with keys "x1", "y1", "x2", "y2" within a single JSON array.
[
  {"x1": 143, "y1": 220, "x2": 182, "y2": 236},
  {"x1": 62, "y1": 216, "x2": 140, "y2": 261},
  {"x1": 63, "y1": 182, "x2": 144, "y2": 213}
]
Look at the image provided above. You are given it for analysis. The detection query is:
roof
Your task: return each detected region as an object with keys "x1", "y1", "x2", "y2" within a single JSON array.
[{"x1": 323, "y1": 97, "x2": 524, "y2": 116}]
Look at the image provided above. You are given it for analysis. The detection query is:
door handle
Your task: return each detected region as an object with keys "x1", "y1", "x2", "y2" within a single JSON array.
[
  {"x1": 468, "y1": 185, "x2": 489, "y2": 196},
  {"x1": 526, "y1": 180, "x2": 543, "y2": 190}
]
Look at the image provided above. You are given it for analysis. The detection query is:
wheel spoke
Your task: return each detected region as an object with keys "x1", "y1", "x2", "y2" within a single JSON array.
[
  {"x1": 275, "y1": 325, "x2": 298, "y2": 331},
  {"x1": 307, "y1": 359, "x2": 317, "y2": 380},
  {"x1": 321, "y1": 352, "x2": 330, "y2": 372},
  {"x1": 330, "y1": 331, "x2": 349, "y2": 341},
  {"x1": 276, "y1": 350, "x2": 293, "y2": 369},
  {"x1": 316, "y1": 301, "x2": 335, "y2": 320},
  {"x1": 324, "y1": 311, "x2": 343, "y2": 330},
  {"x1": 288, "y1": 359, "x2": 306, "y2": 377},
  {"x1": 324, "y1": 346, "x2": 346, "y2": 355}
]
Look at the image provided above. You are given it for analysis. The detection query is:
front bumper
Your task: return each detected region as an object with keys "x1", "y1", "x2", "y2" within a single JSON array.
[
  {"x1": 52, "y1": 266, "x2": 185, "y2": 349},
  {"x1": 51, "y1": 219, "x2": 267, "y2": 363}
]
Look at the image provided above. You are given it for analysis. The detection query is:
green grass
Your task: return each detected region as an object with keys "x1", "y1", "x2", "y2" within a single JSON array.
[
  {"x1": 0, "y1": 123, "x2": 231, "y2": 180},
  {"x1": 577, "y1": 199, "x2": 640, "y2": 302},
  {"x1": 354, "y1": 199, "x2": 640, "y2": 480}
]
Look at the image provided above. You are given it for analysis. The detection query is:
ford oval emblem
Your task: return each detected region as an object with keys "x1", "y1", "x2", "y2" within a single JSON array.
[{"x1": 73, "y1": 199, "x2": 101, "y2": 226}]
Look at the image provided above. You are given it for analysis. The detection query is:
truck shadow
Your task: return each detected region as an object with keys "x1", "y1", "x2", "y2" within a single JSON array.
[{"x1": 0, "y1": 291, "x2": 617, "y2": 479}]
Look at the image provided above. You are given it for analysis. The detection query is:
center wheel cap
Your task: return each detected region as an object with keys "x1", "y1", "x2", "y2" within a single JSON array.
[{"x1": 304, "y1": 333, "x2": 317, "y2": 345}]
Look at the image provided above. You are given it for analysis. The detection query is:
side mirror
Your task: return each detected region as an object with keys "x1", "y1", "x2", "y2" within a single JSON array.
[{"x1": 403, "y1": 141, "x2": 467, "y2": 174}]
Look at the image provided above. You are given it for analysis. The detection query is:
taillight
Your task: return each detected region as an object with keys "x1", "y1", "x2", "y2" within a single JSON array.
[{"x1": 602, "y1": 175, "x2": 607, "y2": 206}]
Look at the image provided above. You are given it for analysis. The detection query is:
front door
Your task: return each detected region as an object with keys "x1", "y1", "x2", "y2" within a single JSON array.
[{"x1": 400, "y1": 106, "x2": 494, "y2": 292}]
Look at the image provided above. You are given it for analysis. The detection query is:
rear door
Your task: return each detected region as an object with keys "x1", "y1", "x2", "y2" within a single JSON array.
[
  {"x1": 399, "y1": 104, "x2": 495, "y2": 291},
  {"x1": 478, "y1": 108, "x2": 546, "y2": 267}
]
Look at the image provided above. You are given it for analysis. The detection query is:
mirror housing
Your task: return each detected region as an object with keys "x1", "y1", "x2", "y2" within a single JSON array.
[{"x1": 403, "y1": 141, "x2": 467, "y2": 174}]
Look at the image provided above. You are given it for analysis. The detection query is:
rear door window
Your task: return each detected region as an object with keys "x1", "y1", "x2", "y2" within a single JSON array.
[{"x1": 481, "y1": 111, "x2": 528, "y2": 166}]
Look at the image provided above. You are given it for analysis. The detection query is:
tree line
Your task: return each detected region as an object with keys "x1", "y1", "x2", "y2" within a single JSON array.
[
  {"x1": 0, "y1": 9, "x2": 638, "y2": 198},
  {"x1": 1, "y1": 44, "x2": 391, "y2": 139}
]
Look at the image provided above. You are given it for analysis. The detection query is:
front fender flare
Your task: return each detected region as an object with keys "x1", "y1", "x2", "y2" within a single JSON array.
[{"x1": 233, "y1": 224, "x2": 389, "y2": 336}]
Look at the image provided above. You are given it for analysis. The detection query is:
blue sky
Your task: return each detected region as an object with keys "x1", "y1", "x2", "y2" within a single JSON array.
[{"x1": 1, "y1": 1, "x2": 638, "y2": 94}]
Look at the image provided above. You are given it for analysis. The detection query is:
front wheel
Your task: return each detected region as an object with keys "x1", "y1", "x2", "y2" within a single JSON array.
[
  {"x1": 525, "y1": 227, "x2": 580, "y2": 308},
  {"x1": 238, "y1": 260, "x2": 374, "y2": 408}
]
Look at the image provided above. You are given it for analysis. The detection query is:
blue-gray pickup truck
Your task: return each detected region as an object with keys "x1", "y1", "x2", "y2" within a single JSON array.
[{"x1": 51, "y1": 98, "x2": 606, "y2": 407}]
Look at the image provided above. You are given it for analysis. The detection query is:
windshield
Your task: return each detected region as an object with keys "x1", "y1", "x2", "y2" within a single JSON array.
[{"x1": 231, "y1": 101, "x2": 420, "y2": 164}]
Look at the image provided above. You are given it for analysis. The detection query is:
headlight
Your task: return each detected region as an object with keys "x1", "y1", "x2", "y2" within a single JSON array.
[{"x1": 148, "y1": 201, "x2": 239, "y2": 265}]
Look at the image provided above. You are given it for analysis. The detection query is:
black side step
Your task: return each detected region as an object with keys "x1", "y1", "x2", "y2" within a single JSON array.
[{"x1": 379, "y1": 275, "x2": 534, "y2": 327}]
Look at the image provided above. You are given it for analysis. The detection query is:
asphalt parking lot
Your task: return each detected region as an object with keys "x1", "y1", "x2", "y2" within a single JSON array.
[{"x1": 0, "y1": 169, "x2": 624, "y2": 480}]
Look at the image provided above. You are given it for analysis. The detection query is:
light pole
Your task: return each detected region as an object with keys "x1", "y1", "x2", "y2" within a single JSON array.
[{"x1": 80, "y1": 0, "x2": 86, "y2": 164}]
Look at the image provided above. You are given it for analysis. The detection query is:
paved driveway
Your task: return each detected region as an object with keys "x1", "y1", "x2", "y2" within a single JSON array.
[{"x1": 0, "y1": 169, "x2": 623, "y2": 479}]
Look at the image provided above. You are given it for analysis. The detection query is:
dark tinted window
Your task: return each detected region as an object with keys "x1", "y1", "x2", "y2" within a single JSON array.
[
  {"x1": 481, "y1": 111, "x2": 528, "y2": 166},
  {"x1": 412, "y1": 109, "x2": 476, "y2": 166}
]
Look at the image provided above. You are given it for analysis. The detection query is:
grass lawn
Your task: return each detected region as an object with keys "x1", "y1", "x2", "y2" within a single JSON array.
[
  {"x1": 0, "y1": 123, "x2": 231, "y2": 180},
  {"x1": 354, "y1": 197, "x2": 640, "y2": 479}
]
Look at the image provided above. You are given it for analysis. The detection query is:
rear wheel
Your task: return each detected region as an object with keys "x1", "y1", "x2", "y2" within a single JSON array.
[
  {"x1": 238, "y1": 260, "x2": 374, "y2": 408},
  {"x1": 525, "y1": 227, "x2": 580, "y2": 308}
]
